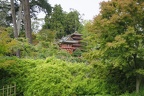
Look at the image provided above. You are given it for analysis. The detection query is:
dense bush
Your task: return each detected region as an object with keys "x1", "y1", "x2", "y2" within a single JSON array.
[
  {"x1": 1, "y1": 56, "x2": 142, "y2": 95},
  {"x1": 0, "y1": 57, "x2": 104, "y2": 95},
  {"x1": 0, "y1": 27, "x2": 18, "y2": 56},
  {"x1": 24, "y1": 57, "x2": 96, "y2": 95},
  {"x1": 0, "y1": 56, "x2": 44, "y2": 95}
]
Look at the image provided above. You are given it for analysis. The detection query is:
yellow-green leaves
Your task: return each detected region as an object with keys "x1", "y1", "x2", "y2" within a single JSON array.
[
  {"x1": 0, "y1": 27, "x2": 18, "y2": 55},
  {"x1": 106, "y1": 35, "x2": 126, "y2": 48}
]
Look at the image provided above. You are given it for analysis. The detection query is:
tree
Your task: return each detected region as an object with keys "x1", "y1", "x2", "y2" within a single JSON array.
[
  {"x1": 11, "y1": 0, "x2": 20, "y2": 57},
  {"x1": 30, "y1": 0, "x2": 52, "y2": 15},
  {"x1": 0, "y1": 0, "x2": 11, "y2": 26},
  {"x1": 22, "y1": 0, "x2": 32, "y2": 44},
  {"x1": 0, "y1": 0, "x2": 51, "y2": 27},
  {"x1": 43, "y1": 5, "x2": 83, "y2": 39},
  {"x1": 22, "y1": 0, "x2": 52, "y2": 44},
  {"x1": 65, "y1": 10, "x2": 81, "y2": 34},
  {"x1": 83, "y1": 0, "x2": 144, "y2": 94},
  {"x1": 0, "y1": 0, "x2": 52, "y2": 42},
  {"x1": 43, "y1": 4, "x2": 66, "y2": 38}
]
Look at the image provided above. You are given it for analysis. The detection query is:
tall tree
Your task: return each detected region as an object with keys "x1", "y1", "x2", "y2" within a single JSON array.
[
  {"x1": 0, "y1": 0, "x2": 51, "y2": 27},
  {"x1": 84, "y1": 0, "x2": 144, "y2": 94},
  {"x1": 0, "y1": 0, "x2": 52, "y2": 38},
  {"x1": 30, "y1": 0, "x2": 52, "y2": 15},
  {"x1": 11, "y1": 0, "x2": 20, "y2": 57},
  {"x1": 43, "y1": 4, "x2": 65, "y2": 38},
  {"x1": 43, "y1": 5, "x2": 83, "y2": 38},
  {"x1": 65, "y1": 10, "x2": 81, "y2": 34},
  {"x1": 22, "y1": 0, "x2": 32, "y2": 44}
]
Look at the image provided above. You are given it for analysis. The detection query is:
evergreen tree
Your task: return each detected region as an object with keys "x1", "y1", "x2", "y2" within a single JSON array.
[
  {"x1": 43, "y1": 4, "x2": 65, "y2": 38},
  {"x1": 65, "y1": 10, "x2": 81, "y2": 34},
  {"x1": 43, "y1": 5, "x2": 83, "y2": 39}
]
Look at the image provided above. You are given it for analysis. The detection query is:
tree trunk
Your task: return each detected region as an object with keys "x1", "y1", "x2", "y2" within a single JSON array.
[
  {"x1": 23, "y1": 0, "x2": 32, "y2": 44},
  {"x1": 136, "y1": 75, "x2": 141, "y2": 93},
  {"x1": 17, "y1": 2, "x2": 23, "y2": 35},
  {"x1": 11, "y1": 0, "x2": 20, "y2": 57},
  {"x1": 133, "y1": 54, "x2": 141, "y2": 93}
]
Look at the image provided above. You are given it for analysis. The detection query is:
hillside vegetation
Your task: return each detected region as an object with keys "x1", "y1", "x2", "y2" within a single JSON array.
[{"x1": 0, "y1": 0, "x2": 144, "y2": 95}]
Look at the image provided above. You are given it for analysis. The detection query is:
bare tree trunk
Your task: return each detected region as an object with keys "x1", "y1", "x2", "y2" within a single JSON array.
[
  {"x1": 23, "y1": 0, "x2": 32, "y2": 44},
  {"x1": 11, "y1": 0, "x2": 20, "y2": 57}
]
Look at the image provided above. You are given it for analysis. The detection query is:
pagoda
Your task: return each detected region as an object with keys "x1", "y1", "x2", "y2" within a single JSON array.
[{"x1": 59, "y1": 32, "x2": 82, "y2": 54}]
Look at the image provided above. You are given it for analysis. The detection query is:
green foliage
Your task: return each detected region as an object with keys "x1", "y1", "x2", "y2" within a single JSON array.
[
  {"x1": 83, "y1": 0, "x2": 144, "y2": 94},
  {"x1": 43, "y1": 4, "x2": 83, "y2": 39},
  {"x1": 0, "y1": 56, "x2": 44, "y2": 95},
  {"x1": 120, "y1": 87, "x2": 144, "y2": 96},
  {"x1": 23, "y1": 57, "x2": 107, "y2": 96},
  {"x1": 43, "y1": 4, "x2": 66, "y2": 38},
  {"x1": 0, "y1": 0, "x2": 52, "y2": 27},
  {"x1": 0, "y1": 56, "x2": 110, "y2": 95},
  {"x1": 0, "y1": 0, "x2": 11, "y2": 26},
  {"x1": 12, "y1": 37, "x2": 58, "y2": 59},
  {"x1": 1, "y1": 0, "x2": 144, "y2": 95},
  {"x1": 1, "y1": 56, "x2": 138, "y2": 95},
  {"x1": 37, "y1": 29, "x2": 56, "y2": 42},
  {"x1": 31, "y1": 0, "x2": 52, "y2": 15},
  {"x1": 13, "y1": 36, "x2": 80, "y2": 60},
  {"x1": 65, "y1": 10, "x2": 82, "y2": 34},
  {"x1": 0, "y1": 27, "x2": 18, "y2": 56},
  {"x1": 72, "y1": 48, "x2": 82, "y2": 57}
]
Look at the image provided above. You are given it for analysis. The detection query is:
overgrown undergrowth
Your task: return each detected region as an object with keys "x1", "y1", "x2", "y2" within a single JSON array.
[{"x1": 0, "y1": 56, "x2": 142, "y2": 96}]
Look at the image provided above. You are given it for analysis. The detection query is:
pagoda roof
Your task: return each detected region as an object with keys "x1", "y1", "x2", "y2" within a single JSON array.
[
  {"x1": 59, "y1": 31, "x2": 82, "y2": 44},
  {"x1": 59, "y1": 36, "x2": 79, "y2": 44},
  {"x1": 72, "y1": 31, "x2": 82, "y2": 36}
]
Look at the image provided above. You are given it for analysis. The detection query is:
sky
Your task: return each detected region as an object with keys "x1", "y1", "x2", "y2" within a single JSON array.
[{"x1": 48, "y1": 0, "x2": 108, "y2": 20}]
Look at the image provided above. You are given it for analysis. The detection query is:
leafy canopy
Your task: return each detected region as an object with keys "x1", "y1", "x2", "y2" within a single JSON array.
[{"x1": 83, "y1": 0, "x2": 144, "y2": 94}]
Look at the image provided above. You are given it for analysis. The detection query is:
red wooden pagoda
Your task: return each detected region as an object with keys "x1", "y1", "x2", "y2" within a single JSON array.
[{"x1": 59, "y1": 32, "x2": 82, "y2": 54}]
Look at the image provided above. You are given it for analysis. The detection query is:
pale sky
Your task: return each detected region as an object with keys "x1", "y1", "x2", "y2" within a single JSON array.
[{"x1": 48, "y1": 0, "x2": 108, "y2": 20}]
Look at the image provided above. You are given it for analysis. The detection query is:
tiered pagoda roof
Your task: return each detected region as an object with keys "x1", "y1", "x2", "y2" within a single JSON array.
[{"x1": 58, "y1": 31, "x2": 82, "y2": 54}]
